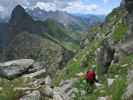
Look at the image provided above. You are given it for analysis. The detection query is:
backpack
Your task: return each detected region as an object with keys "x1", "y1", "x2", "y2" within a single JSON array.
[{"x1": 85, "y1": 70, "x2": 95, "y2": 81}]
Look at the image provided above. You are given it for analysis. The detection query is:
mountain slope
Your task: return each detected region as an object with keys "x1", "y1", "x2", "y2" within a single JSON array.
[
  {"x1": 53, "y1": 0, "x2": 133, "y2": 99},
  {"x1": 1, "y1": 5, "x2": 76, "y2": 77},
  {"x1": 8, "y1": 5, "x2": 76, "y2": 45},
  {"x1": 4, "y1": 32, "x2": 74, "y2": 76},
  {"x1": 90, "y1": 6, "x2": 127, "y2": 43},
  {"x1": 0, "y1": 23, "x2": 8, "y2": 47}
]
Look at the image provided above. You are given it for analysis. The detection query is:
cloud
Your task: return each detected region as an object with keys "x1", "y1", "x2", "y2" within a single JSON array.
[
  {"x1": 33, "y1": 0, "x2": 99, "y2": 14},
  {"x1": 0, "y1": 0, "x2": 29, "y2": 17},
  {"x1": 0, "y1": 0, "x2": 73, "y2": 16},
  {"x1": 0, "y1": 5, "x2": 4, "y2": 12},
  {"x1": 0, "y1": 0, "x2": 120, "y2": 17},
  {"x1": 34, "y1": 2, "x2": 57, "y2": 11},
  {"x1": 62, "y1": 1, "x2": 99, "y2": 14}
]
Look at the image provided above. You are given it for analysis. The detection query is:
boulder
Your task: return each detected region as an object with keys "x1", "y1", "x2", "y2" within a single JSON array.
[
  {"x1": 60, "y1": 80, "x2": 70, "y2": 86},
  {"x1": 107, "y1": 78, "x2": 115, "y2": 87},
  {"x1": 53, "y1": 87, "x2": 69, "y2": 100},
  {"x1": 122, "y1": 67, "x2": 133, "y2": 100},
  {"x1": 44, "y1": 76, "x2": 52, "y2": 86},
  {"x1": 23, "y1": 69, "x2": 46, "y2": 79},
  {"x1": 112, "y1": 51, "x2": 119, "y2": 63},
  {"x1": 122, "y1": 82, "x2": 133, "y2": 100},
  {"x1": 123, "y1": 0, "x2": 133, "y2": 40},
  {"x1": 127, "y1": 68, "x2": 133, "y2": 83},
  {"x1": 97, "y1": 96, "x2": 111, "y2": 100},
  {"x1": 0, "y1": 59, "x2": 34, "y2": 80},
  {"x1": 14, "y1": 86, "x2": 41, "y2": 91},
  {"x1": 59, "y1": 79, "x2": 77, "y2": 99},
  {"x1": 80, "y1": 90, "x2": 86, "y2": 96},
  {"x1": 41, "y1": 85, "x2": 53, "y2": 98},
  {"x1": 53, "y1": 94, "x2": 63, "y2": 100},
  {"x1": 30, "y1": 78, "x2": 45, "y2": 87},
  {"x1": 95, "y1": 82, "x2": 102, "y2": 87},
  {"x1": 60, "y1": 81, "x2": 73, "y2": 93},
  {"x1": 19, "y1": 90, "x2": 41, "y2": 100},
  {"x1": 96, "y1": 40, "x2": 115, "y2": 75},
  {"x1": 28, "y1": 62, "x2": 44, "y2": 73}
]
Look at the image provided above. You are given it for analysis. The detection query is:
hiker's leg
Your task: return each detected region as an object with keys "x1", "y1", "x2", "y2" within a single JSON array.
[
  {"x1": 85, "y1": 80, "x2": 90, "y2": 93},
  {"x1": 89, "y1": 81, "x2": 95, "y2": 93},
  {"x1": 86, "y1": 80, "x2": 94, "y2": 93}
]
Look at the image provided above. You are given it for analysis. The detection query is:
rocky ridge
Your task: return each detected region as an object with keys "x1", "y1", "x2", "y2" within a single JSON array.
[{"x1": 0, "y1": 59, "x2": 77, "y2": 100}]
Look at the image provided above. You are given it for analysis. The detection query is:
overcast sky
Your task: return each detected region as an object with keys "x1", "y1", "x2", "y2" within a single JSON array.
[{"x1": 0, "y1": 0, "x2": 121, "y2": 17}]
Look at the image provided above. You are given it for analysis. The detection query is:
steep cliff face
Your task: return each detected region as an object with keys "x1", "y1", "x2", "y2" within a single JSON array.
[
  {"x1": 0, "y1": 23, "x2": 8, "y2": 47},
  {"x1": 120, "y1": 1, "x2": 133, "y2": 99},
  {"x1": 123, "y1": 0, "x2": 133, "y2": 40},
  {"x1": 8, "y1": 5, "x2": 37, "y2": 41}
]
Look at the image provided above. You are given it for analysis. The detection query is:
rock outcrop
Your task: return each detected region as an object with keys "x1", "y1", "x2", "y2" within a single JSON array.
[
  {"x1": 0, "y1": 59, "x2": 76, "y2": 100},
  {"x1": 122, "y1": 67, "x2": 133, "y2": 100},
  {"x1": 3, "y1": 32, "x2": 73, "y2": 78},
  {"x1": 19, "y1": 90, "x2": 41, "y2": 100},
  {"x1": 122, "y1": 0, "x2": 133, "y2": 39},
  {"x1": 121, "y1": 1, "x2": 133, "y2": 98},
  {"x1": 18, "y1": 79, "x2": 76, "y2": 100},
  {"x1": 0, "y1": 59, "x2": 34, "y2": 80},
  {"x1": 96, "y1": 40, "x2": 115, "y2": 75}
]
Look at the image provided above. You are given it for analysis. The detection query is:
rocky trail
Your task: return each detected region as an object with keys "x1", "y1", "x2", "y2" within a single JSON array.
[
  {"x1": 0, "y1": 41, "x2": 132, "y2": 100},
  {"x1": 0, "y1": 59, "x2": 79, "y2": 100}
]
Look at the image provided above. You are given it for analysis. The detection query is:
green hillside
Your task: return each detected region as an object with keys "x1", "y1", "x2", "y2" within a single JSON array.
[{"x1": 53, "y1": 6, "x2": 130, "y2": 100}]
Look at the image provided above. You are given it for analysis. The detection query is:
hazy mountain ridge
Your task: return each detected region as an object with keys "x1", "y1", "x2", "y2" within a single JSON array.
[
  {"x1": 0, "y1": 5, "x2": 78, "y2": 48},
  {"x1": 27, "y1": 7, "x2": 105, "y2": 32}
]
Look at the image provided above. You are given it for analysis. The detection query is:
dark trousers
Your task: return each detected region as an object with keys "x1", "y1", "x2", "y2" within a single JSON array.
[{"x1": 86, "y1": 79, "x2": 95, "y2": 93}]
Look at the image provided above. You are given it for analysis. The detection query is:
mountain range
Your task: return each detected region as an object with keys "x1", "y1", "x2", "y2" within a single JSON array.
[
  {"x1": 0, "y1": 7, "x2": 105, "y2": 33},
  {"x1": 0, "y1": 5, "x2": 77, "y2": 48},
  {"x1": 0, "y1": 5, "x2": 105, "y2": 50},
  {"x1": 27, "y1": 7, "x2": 105, "y2": 32}
]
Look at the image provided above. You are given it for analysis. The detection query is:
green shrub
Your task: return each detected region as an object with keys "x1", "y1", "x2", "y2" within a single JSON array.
[
  {"x1": 111, "y1": 78, "x2": 126, "y2": 100},
  {"x1": 0, "y1": 78, "x2": 31, "y2": 100},
  {"x1": 113, "y1": 22, "x2": 127, "y2": 42}
]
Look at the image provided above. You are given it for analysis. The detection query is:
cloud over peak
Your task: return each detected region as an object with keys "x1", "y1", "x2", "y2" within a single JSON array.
[
  {"x1": 33, "y1": 0, "x2": 100, "y2": 14},
  {"x1": 0, "y1": 0, "x2": 121, "y2": 17}
]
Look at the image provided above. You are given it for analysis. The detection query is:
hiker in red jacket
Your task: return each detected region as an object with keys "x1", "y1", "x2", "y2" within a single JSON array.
[{"x1": 85, "y1": 65, "x2": 98, "y2": 92}]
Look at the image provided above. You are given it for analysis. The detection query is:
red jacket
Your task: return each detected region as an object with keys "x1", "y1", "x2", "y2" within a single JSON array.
[{"x1": 85, "y1": 70, "x2": 96, "y2": 81}]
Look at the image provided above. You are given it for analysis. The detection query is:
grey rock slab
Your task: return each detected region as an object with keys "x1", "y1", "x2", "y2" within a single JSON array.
[
  {"x1": 19, "y1": 90, "x2": 41, "y2": 100},
  {"x1": 0, "y1": 59, "x2": 34, "y2": 80},
  {"x1": 23, "y1": 69, "x2": 46, "y2": 79},
  {"x1": 44, "y1": 76, "x2": 52, "y2": 86}
]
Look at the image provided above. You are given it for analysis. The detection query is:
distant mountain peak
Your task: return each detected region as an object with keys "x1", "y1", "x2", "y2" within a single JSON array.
[
  {"x1": 14, "y1": 5, "x2": 24, "y2": 10},
  {"x1": 9, "y1": 5, "x2": 33, "y2": 25},
  {"x1": 11, "y1": 5, "x2": 25, "y2": 16}
]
